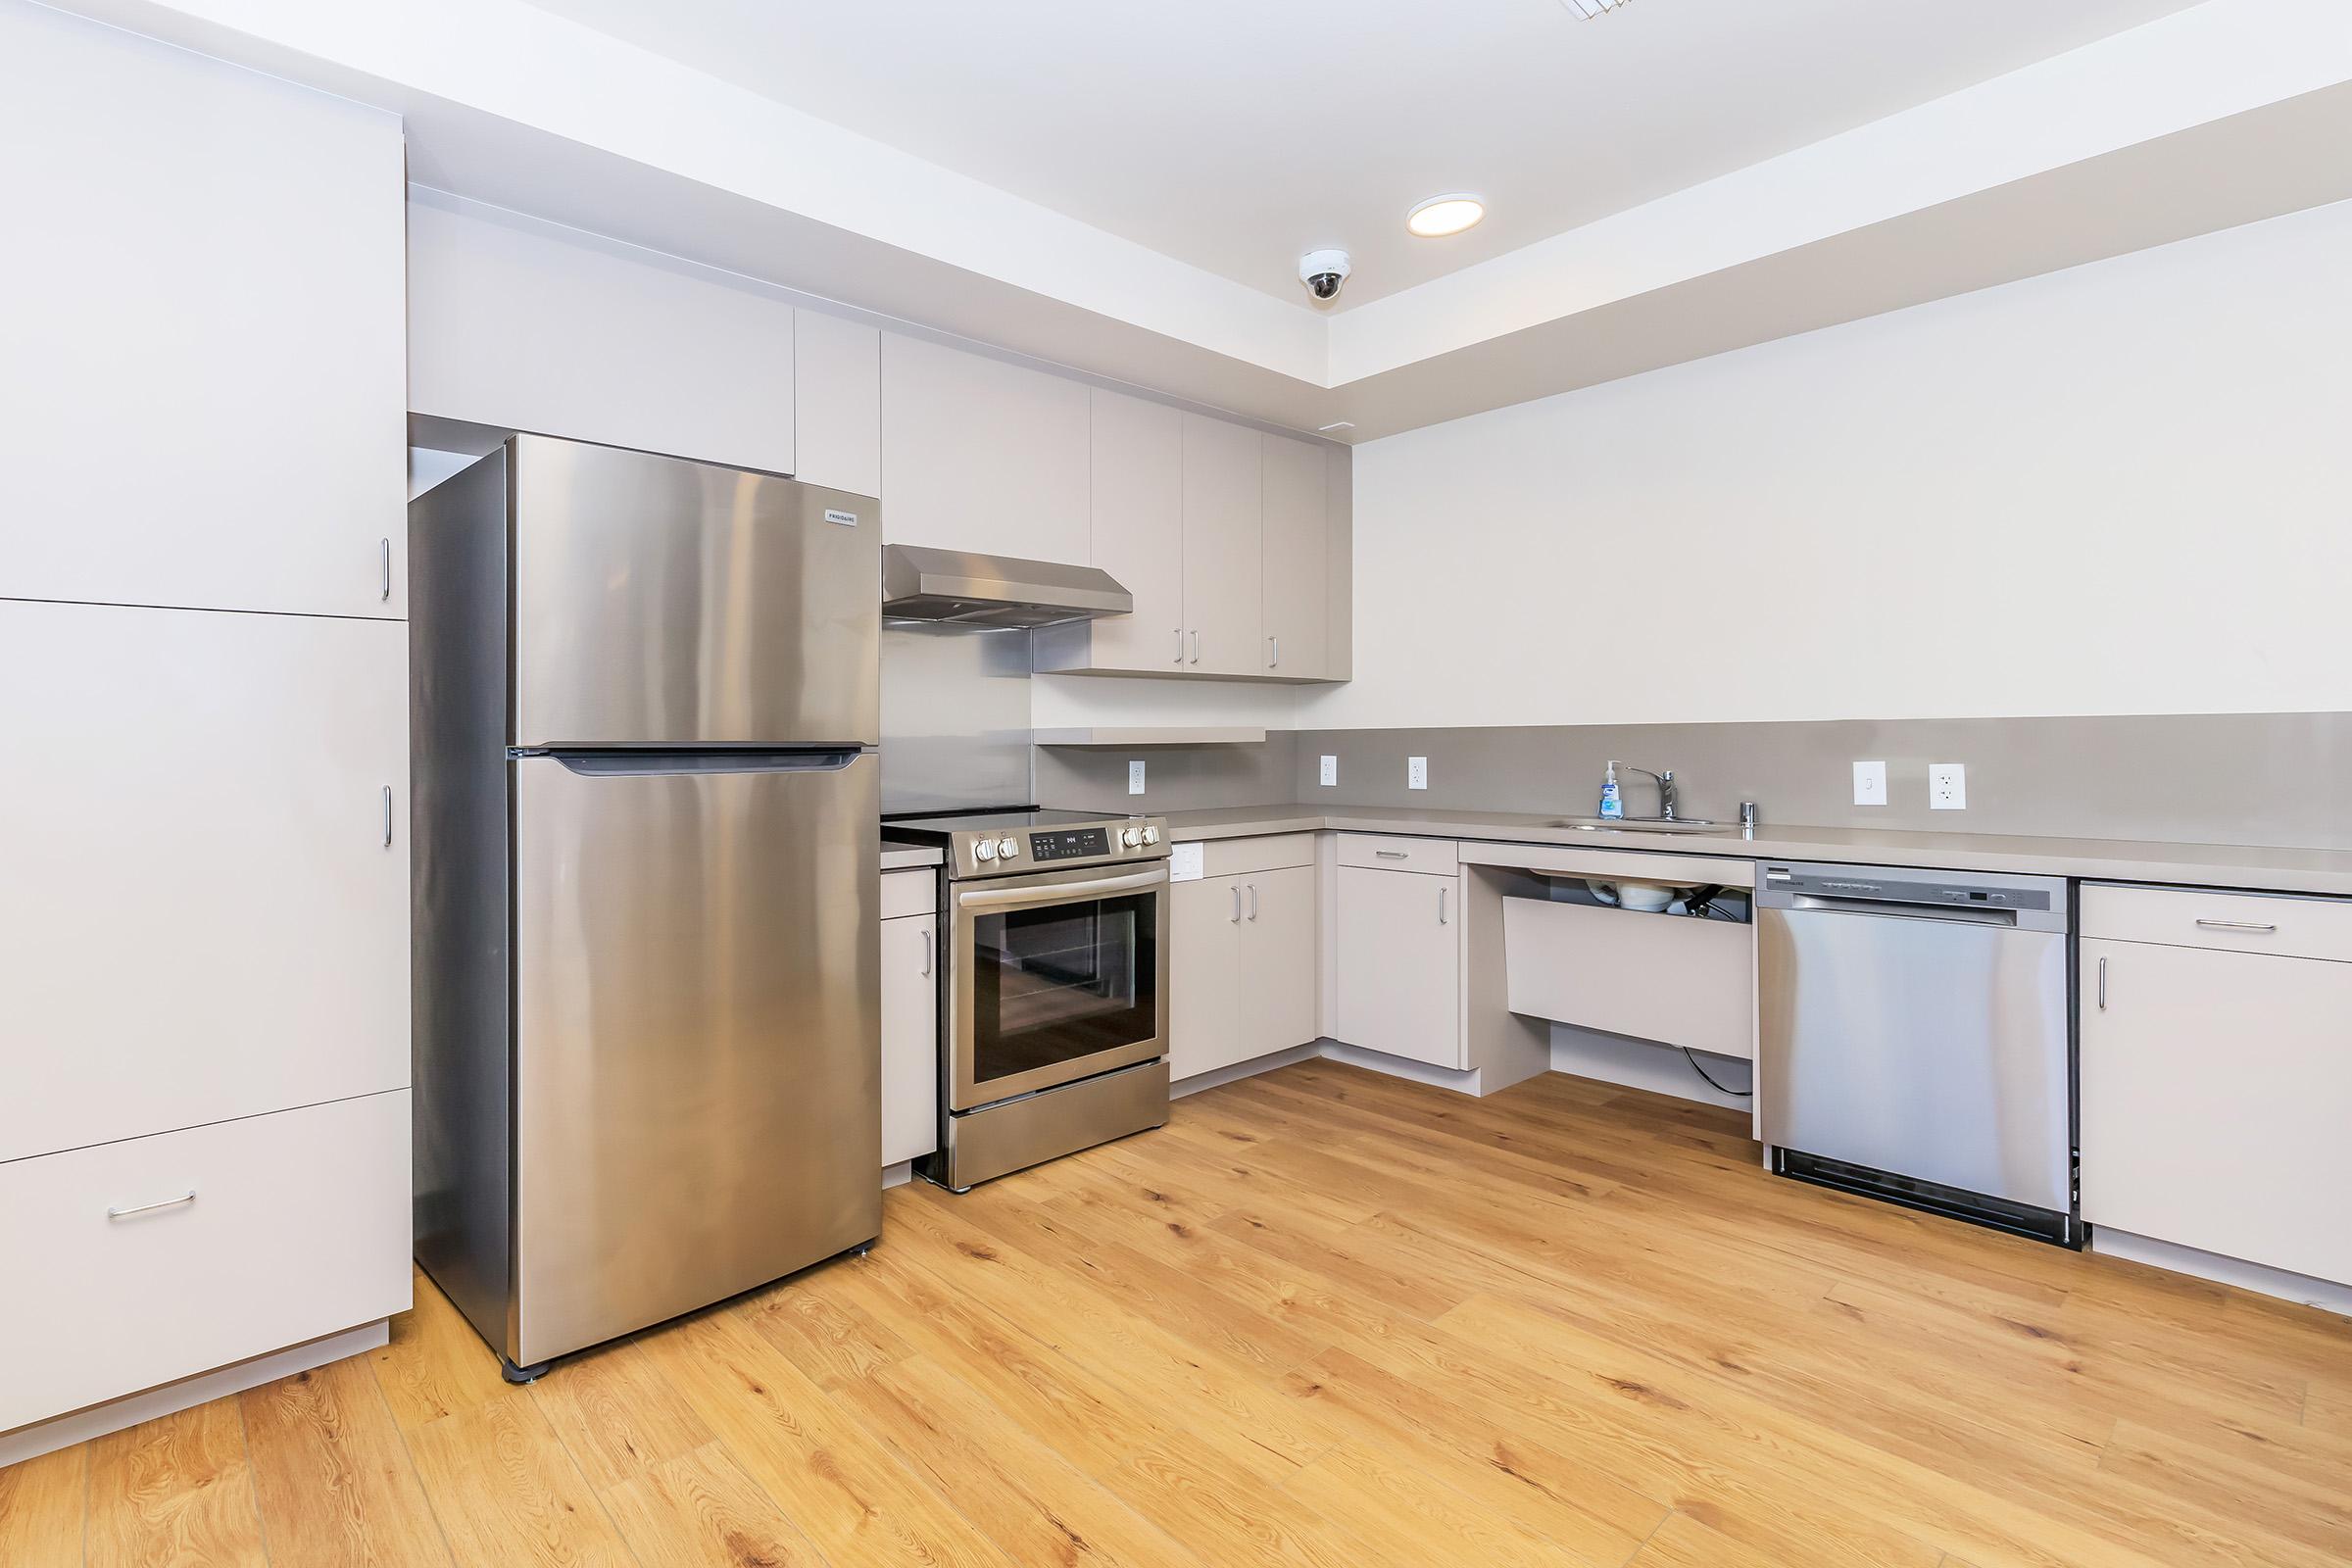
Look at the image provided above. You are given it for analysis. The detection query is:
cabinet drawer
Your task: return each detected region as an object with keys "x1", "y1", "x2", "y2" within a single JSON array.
[
  {"x1": 880, "y1": 868, "x2": 939, "y2": 921},
  {"x1": 0, "y1": 1091, "x2": 412, "y2": 1433},
  {"x1": 2082, "y1": 882, "x2": 2352, "y2": 963},
  {"x1": 1336, "y1": 834, "x2": 1459, "y2": 876},
  {"x1": 1200, "y1": 832, "x2": 1315, "y2": 878}
]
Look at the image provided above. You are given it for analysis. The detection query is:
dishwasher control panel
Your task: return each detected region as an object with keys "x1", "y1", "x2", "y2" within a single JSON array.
[{"x1": 1759, "y1": 863, "x2": 2065, "y2": 928}]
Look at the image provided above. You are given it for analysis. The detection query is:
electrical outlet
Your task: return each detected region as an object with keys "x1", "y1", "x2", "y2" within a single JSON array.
[
  {"x1": 1930, "y1": 762, "x2": 1966, "y2": 809},
  {"x1": 1407, "y1": 757, "x2": 1429, "y2": 791},
  {"x1": 1127, "y1": 760, "x2": 1146, "y2": 796},
  {"x1": 1852, "y1": 760, "x2": 1887, "y2": 807},
  {"x1": 1319, "y1": 755, "x2": 1338, "y2": 787}
]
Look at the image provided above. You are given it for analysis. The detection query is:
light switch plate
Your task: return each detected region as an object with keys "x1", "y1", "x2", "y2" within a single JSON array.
[
  {"x1": 1127, "y1": 760, "x2": 1146, "y2": 796},
  {"x1": 1407, "y1": 757, "x2": 1429, "y2": 790},
  {"x1": 1168, "y1": 842, "x2": 1204, "y2": 882},
  {"x1": 1930, "y1": 762, "x2": 1967, "y2": 809},
  {"x1": 1319, "y1": 755, "x2": 1338, "y2": 787},
  {"x1": 1852, "y1": 760, "x2": 1887, "y2": 807}
]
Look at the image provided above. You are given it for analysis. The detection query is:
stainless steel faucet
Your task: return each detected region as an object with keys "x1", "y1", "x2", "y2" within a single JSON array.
[{"x1": 1618, "y1": 765, "x2": 1678, "y2": 820}]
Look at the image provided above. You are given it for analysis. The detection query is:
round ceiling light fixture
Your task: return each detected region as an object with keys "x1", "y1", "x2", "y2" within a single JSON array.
[{"x1": 1406, "y1": 194, "x2": 1486, "y2": 238}]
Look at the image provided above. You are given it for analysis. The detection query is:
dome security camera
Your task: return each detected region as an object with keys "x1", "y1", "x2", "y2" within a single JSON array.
[{"x1": 1298, "y1": 249, "x2": 1352, "y2": 303}]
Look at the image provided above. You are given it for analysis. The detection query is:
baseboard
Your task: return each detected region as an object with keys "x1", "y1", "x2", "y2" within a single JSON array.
[
  {"x1": 1173, "y1": 1044, "x2": 1322, "y2": 1099},
  {"x1": 1317, "y1": 1040, "x2": 1483, "y2": 1095},
  {"x1": 0, "y1": 1319, "x2": 390, "y2": 1469},
  {"x1": 2091, "y1": 1228, "x2": 2352, "y2": 1317},
  {"x1": 1549, "y1": 1023, "x2": 1753, "y2": 1110}
]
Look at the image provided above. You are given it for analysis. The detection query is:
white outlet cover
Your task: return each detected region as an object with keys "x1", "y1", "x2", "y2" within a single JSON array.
[
  {"x1": 1127, "y1": 760, "x2": 1146, "y2": 796},
  {"x1": 1319, "y1": 755, "x2": 1338, "y2": 787},
  {"x1": 1930, "y1": 762, "x2": 1967, "y2": 809},
  {"x1": 1853, "y1": 760, "x2": 1887, "y2": 807},
  {"x1": 1407, "y1": 756, "x2": 1429, "y2": 790}
]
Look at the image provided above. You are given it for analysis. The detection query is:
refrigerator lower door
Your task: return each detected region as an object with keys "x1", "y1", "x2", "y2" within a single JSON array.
[{"x1": 511, "y1": 748, "x2": 880, "y2": 1366}]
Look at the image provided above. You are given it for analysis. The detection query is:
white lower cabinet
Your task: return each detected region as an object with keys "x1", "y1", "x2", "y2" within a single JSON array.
[
  {"x1": 880, "y1": 909, "x2": 940, "y2": 1166},
  {"x1": 1335, "y1": 863, "x2": 1463, "y2": 1069},
  {"x1": 0, "y1": 1091, "x2": 412, "y2": 1434},
  {"x1": 0, "y1": 601, "x2": 410, "y2": 1163},
  {"x1": 1171, "y1": 866, "x2": 1318, "y2": 1080},
  {"x1": 2081, "y1": 933, "x2": 2352, "y2": 1285}
]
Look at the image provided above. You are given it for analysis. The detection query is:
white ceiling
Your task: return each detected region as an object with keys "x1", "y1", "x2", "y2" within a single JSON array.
[{"x1": 524, "y1": 0, "x2": 2202, "y2": 309}]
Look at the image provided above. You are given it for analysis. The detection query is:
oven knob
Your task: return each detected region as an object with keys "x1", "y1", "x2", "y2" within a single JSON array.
[
  {"x1": 1141, "y1": 825, "x2": 1160, "y2": 846},
  {"x1": 996, "y1": 836, "x2": 1020, "y2": 859},
  {"x1": 972, "y1": 838, "x2": 997, "y2": 861},
  {"x1": 1120, "y1": 826, "x2": 1144, "y2": 849}
]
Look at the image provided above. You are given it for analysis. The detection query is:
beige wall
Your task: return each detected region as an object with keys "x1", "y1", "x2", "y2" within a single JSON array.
[{"x1": 1299, "y1": 196, "x2": 2352, "y2": 732}]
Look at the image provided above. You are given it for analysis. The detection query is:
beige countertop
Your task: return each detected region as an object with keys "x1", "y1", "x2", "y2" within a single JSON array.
[
  {"x1": 880, "y1": 844, "x2": 943, "y2": 872},
  {"x1": 1152, "y1": 804, "x2": 2352, "y2": 897}
]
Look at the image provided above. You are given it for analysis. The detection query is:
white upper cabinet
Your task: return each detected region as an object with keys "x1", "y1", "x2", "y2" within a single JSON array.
[
  {"x1": 0, "y1": 601, "x2": 411, "y2": 1164},
  {"x1": 794, "y1": 309, "x2": 882, "y2": 497},
  {"x1": 409, "y1": 199, "x2": 796, "y2": 479},
  {"x1": 880, "y1": 333, "x2": 1090, "y2": 561},
  {"x1": 0, "y1": 4, "x2": 405, "y2": 618},
  {"x1": 1083, "y1": 389, "x2": 1187, "y2": 672},
  {"x1": 1260, "y1": 434, "x2": 1330, "y2": 680},
  {"x1": 1179, "y1": 414, "x2": 1264, "y2": 677}
]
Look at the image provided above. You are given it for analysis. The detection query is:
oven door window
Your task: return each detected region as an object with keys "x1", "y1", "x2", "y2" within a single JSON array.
[{"x1": 970, "y1": 891, "x2": 1157, "y2": 1088}]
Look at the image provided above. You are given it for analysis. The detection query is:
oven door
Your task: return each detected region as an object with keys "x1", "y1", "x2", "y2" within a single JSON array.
[{"x1": 949, "y1": 863, "x2": 1169, "y2": 1111}]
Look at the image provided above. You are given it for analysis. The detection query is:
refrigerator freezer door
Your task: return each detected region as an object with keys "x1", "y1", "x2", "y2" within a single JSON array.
[
  {"x1": 510, "y1": 435, "x2": 880, "y2": 748},
  {"x1": 511, "y1": 750, "x2": 881, "y2": 1365}
]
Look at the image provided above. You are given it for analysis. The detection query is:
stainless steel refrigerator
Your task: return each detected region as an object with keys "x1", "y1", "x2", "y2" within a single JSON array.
[{"x1": 410, "y1": 434, "x2": 882, "y2": 1381}]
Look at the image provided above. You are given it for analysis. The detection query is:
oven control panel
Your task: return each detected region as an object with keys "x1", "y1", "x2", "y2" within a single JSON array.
[
  {"x1": 1032, "y1": 827, "x2": 1109, "y2": 862},
  {"x1": 951, "y1": 817, "x2": 1168, "y2": 879}
]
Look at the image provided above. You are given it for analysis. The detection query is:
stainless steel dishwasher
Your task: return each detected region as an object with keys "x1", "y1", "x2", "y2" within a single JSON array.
[{"x1": 1757, "y1": 861, "x2": 2077, "y2": 1246}]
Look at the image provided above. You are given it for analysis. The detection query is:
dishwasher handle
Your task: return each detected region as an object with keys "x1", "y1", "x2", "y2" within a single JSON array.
[{"x1": 1780, "y1": 890, "x2": 2021, "y2": 927}]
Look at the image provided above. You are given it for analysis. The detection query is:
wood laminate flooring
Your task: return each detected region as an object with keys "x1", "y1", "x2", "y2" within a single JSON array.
[{"x1": 6, "y1": 1060, "x2": 2348, "y2": 1566}]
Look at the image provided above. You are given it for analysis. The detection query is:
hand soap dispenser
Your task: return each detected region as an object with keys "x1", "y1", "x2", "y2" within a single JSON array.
[{"x1": 1598, "y1": 760, "x2": 1624, "y2": 819}]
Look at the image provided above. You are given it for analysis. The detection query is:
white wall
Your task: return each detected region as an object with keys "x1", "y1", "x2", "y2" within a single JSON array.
[{"x1": 1300, "y1": 197, "x2": 2352, "y2": 731}]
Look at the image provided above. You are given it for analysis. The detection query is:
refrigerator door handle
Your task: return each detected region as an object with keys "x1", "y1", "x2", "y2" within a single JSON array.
[{"x1": 548, "y1": 748, "x2": 863, "y2": 777}]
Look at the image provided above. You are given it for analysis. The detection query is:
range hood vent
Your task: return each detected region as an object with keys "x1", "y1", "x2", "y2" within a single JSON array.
[{"x1": 881, "y1": 544, "x2": 1133, "y2": 629}]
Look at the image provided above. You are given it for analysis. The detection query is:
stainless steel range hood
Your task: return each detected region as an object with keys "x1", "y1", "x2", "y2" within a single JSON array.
[{"x1": 881, "y1": 544, "x2": 1133, "y2": 628}]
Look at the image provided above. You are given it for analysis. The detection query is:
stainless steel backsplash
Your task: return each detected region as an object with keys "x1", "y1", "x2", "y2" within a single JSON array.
[{"x1": 879, "y1": 622, "x2": 1035, "y2": 814}]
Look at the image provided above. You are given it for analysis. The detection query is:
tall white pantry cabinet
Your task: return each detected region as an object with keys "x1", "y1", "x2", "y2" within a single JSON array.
[{"x1": 0, "y1": 4, "x2": 411, "y2": 1462}]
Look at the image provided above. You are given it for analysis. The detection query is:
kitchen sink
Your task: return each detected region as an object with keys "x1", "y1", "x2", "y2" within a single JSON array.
[{"x1": 1547, "y1": 816, "x2": 1740, "y2": 835}]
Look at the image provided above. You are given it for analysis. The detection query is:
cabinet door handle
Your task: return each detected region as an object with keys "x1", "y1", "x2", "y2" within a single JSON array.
[
  {"x1": 380, "y1": 538, "x2": 392, "y2": 602},
  {"x1": 1174, "y1": 629, "x2": 1184, "y2": 663},
  {"x1": 2096, "y1": 955, "x2": 2106, "y2": 1010},
  {"x1": 108, "y1": 1189, "x2": 196, "y2": 1220},
  {"x1": 382, "y1": 785, "x2": 395, "y2": 848},
  {"x1": 1230, "y1": 885, "x2": 1242, "y2": 923},
  {"x1": 1190, "y1": 630, "x2": 1200, "y2": 665},
  {"x1": 1248, "y1": 882, "x2": 1259, "y2": 921},
  {"x1": 1438, "y1": 886, "x2": 1448, "y2": 925},
  {"x1": 920, "y1": 927, "x2": 933, "y2": 978},
  {"x1": 1268, "y1": 634, "x2": 1279, "y2": 668},
  {"x1": 2194, "y1": 918, "x2": 2277, "y2": 934}
]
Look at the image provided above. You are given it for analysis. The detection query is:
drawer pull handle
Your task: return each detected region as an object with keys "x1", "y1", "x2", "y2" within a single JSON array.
[
  {"x1": 2194, "y1": 919, "x2": 2278, "y2": 934},
  {"x1": 1375, "y1": 850, "x2": 1409, "y2": 859},
  {"x1": 108, "y1": 1190, "x2": 196, "y2": 1220}
]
